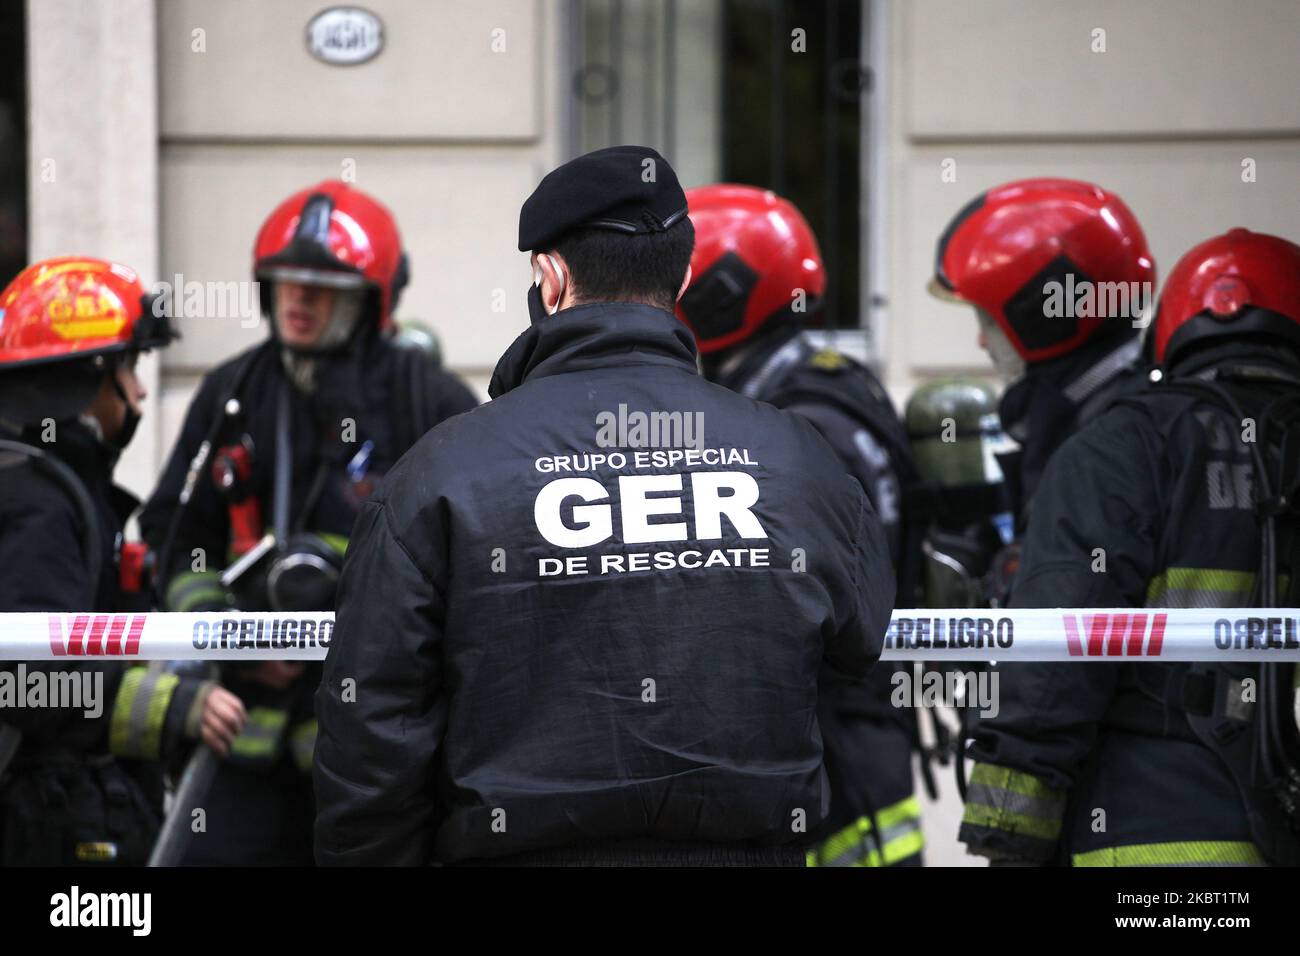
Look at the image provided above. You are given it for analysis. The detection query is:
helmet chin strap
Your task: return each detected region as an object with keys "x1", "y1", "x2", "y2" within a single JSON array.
[
  {"x1": 94, "y1": 361, "x2": 141, "y2": 454},
  {"x1": 77, "y1": 411, "x2": 105, "y2": 444}
]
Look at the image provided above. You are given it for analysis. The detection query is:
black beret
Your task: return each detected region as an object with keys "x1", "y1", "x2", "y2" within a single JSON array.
[{"x1": 518, "y1": 145, "x2": 689, "y2": 252}]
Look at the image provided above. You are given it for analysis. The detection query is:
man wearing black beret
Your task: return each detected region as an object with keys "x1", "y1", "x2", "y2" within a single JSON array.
[{"x1": 314, "y1": 145, "x2": 895, "y2": 866}]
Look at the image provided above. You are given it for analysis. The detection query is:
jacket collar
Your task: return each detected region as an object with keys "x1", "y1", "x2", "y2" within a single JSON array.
[
  {"x1": 1168, "y1": 340, "x2": 1300, "y2": 385},
  {"x1": 25, "y1": 417, "x2": 115, "y2": 481},
  {"x1": 999, "y1": 331, "x2": 1142, "y2": 441},
  {"x1": 488, "y1": 302, "x2": 699, "y2": 399},
  {"x1": 708, "y1": 321, "x2": 805, "y2": 398}
]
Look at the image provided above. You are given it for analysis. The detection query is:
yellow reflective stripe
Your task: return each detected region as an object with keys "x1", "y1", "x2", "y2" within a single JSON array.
[
  {"x1": 1073, "y1": 841, "x2": 1266, "y2": 867},
  {"x1": 142, "y1": 673, "x2": 179, "y2": 759},
  {"x1": 317, "y1": 533, "x2": 349, "y2": 557},
  {"x1": 875, "y1": 794, "x2": 922, "y2": 831},
  {"x1": 165, "y1": 570, "x2": 226, "y2": 612},
  {"x1": 109, "y1": 668, "x2": 143, "y2": 756},
  {"x1": 968, "y1": 763, "x2": 1061, "y2": 801},
  {"x1": 881, "y1": 827, "x2": 926, "y2": 865},
  {"x1": 1153, "y1": 568, "x2": 1256, "y2": 596},
  {"x1": 838, "y1": 829, "x2": 925, "y2": 869},
  {"x1": 229, "y1": 706, "x2": 289, "y2": 759},
  {"x1": 812, "y1": 818, "x2": 870, "y2": 867},
  {"x1": 807, "y1": 795, "x2": 924, "y2": 867},
  {"x1": 962, "y1": 763, "x2": 1065, "y2": 843},
  {"x1": 290, "y1": 719, "x2": 317, "y2": 772},
  {"x1": 1146, "y1": 568, "x2": 1289, "y2": 608},
  {"x1": 962, "y1": 802, "x2": 1061, "y2": 842},
  {"x1": 244, "y1": 707, "x2": 289, "y2": 730},
  {"x1": 109, "y1": 666, "x2": 179, "y2": 759}
]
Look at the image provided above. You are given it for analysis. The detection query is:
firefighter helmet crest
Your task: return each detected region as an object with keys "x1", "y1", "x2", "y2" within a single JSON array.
[
  {"x1": 253, "y1": 181, "x2": 409, "y2": 336},
  {"x1": 1154, "y1": 228, "x2": 1300, "y2": 365},
  {"x1": 0, "y1": 257, "x2": 171, "y2": 369},
  {"x1": 0, "y1": 257, "x2": 173, "y2": 427}
]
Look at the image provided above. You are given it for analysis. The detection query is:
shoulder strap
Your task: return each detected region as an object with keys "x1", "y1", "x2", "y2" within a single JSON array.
[
  {"x1": 1142, "y1": 377, "x2": 1300, "y2": 824},
  {"x1": 766, "y1": 352, "x2": 933, "y2": 607},
  {"x1": 153, "y1": 343, "x2": 270, "y2": 599},
  {"x1": 771, "y1": 354, "x2": 922, "y2": 486}
]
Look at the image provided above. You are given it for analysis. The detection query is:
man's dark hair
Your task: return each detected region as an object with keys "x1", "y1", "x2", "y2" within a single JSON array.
[{"x1": 546, "y1": 217, "x2": 695, "y2": 312}]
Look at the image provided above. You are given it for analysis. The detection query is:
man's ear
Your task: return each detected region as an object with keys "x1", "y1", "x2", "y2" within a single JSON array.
[
  {"x1": 536, "y1": 251, "x2": 569, "y2": 312},
  {"x1": 676, "y1": 264, "x2": 693, "y2": 302}
]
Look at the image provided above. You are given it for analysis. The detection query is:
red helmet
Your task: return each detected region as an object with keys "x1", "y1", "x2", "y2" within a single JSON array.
[
  {"x1": 931, "y1": 178, "x2": 1155, "y2": 363},
  {"x1": 0, "y1": 257, "x2": 172, "y2": 369},
  {"x1": 253, "y1": 180, "x2": 408, "y2": 333},
  {"x1": 1154, "y1": 228, "x2": 1300, "y2": 365},
  {"x1": 677, "y1": 184, "x2": 825, "y2": 354}
]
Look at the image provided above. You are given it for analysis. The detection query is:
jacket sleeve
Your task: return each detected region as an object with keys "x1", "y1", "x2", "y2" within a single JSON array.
[
  {"x1": 0, "y1": 492, "x2": 215, "y2": 757},
  {"x1": 314, "y1": 497, "x2": 448, "y2": 865},
  {"x1": 0, "y1": 482, "x2": 93, "y2": 614},
  {"x1": 822, "y1": 479, "x2": 895, "y2": 683},
  {"x1": 2, "y1": 657, "x2": 214, "y2": 760},
  {"x1": 958, "y1": 407, "x2": 1163, "y2": 862},
  {"x1": 0, "y1": 495, "x2": 102, "y2": 739},
  {"x1": 138, "y1": 372, "x2": 233, "y2": 610},
  {"x1": 110, "y1": 666, "x2": 216, "y2": 762}
]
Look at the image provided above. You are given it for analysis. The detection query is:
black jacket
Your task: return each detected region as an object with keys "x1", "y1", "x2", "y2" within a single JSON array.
[
  {"x1": 137, "y1": 332, "x2": 476, "y2": 866},
  {"x1": 959, "y1": 347, "x2": 1300, "y2": 865},
  {"x1": 996, "y1": 332, "x2": 1147, "y2": 531},
  {"x1": 712, "y1": 325, "x2": 913, "y2": 573},
  {"x1": 0, "y1": 421, "x2": 213, "y2": 865},
  {"x1": 0, "y1": 422, "x2": 208, "y2": 758},
  {"x1": 709, "y1": 325, "x2": 922, "y2": 863},
  {"x1": 139, "y1": 333, "x2": 478, "y2": 596},
  {"x1": 315, "y1": 303, "x2": 894, "y2": 865}
]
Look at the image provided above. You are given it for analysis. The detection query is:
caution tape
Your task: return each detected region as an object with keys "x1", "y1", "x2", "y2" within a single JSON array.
[
  {"x1": 0, "y1": 612, "x2": 331, "y2": 662},
  {"x1": 0, "y1": 608, "x2": 1299, "y2": 662},
  {"x1": 882, "y1": 608, "x2": 1300, "y2": 662}
]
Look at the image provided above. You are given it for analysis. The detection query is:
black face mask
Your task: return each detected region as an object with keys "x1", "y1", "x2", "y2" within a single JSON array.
[
  {"x1": 107, "y1": 367, "x2": 141, "y2": 453},
  {"x1": 112, "y1": 408, "x2": 141, "y2": 452},
  {"x1": 527, "y1": 282, "x2": 548, "y2": 326}
]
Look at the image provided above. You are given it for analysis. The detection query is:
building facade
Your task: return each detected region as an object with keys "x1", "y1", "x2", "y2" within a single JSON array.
[{"x1": 10, "y1": 0, "x2": 1300, "y2": 864}]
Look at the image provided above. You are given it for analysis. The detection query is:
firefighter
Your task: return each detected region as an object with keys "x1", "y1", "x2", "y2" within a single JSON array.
[
  {"x1": 0, "y1": 257, "x2": 246, "y2": 866},
  {"x1": 675, "y1": 184, "x2": 924, "y2": 867},
  {"x1": 959, "y1": 228, "x2": 1300, "y2": 866},
  {"x1": 315, "y1": 146, "x2": 895, "y2": 866},
  {"x1": 139, "y1": 182, "x2": 478, "y2": 865},
  {"x1": 903, "y1": 379, "x2": 1016, "y2": 796},
  {"x1": 903, "y1": 378, "x2": 1014, "y2": 610},
  {"x1": 929, "y1": 178, "x2": 1156, "y2": 544},
  {"x1": 929, "y1": 179, "x2": 1163, "y2": 858}
]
